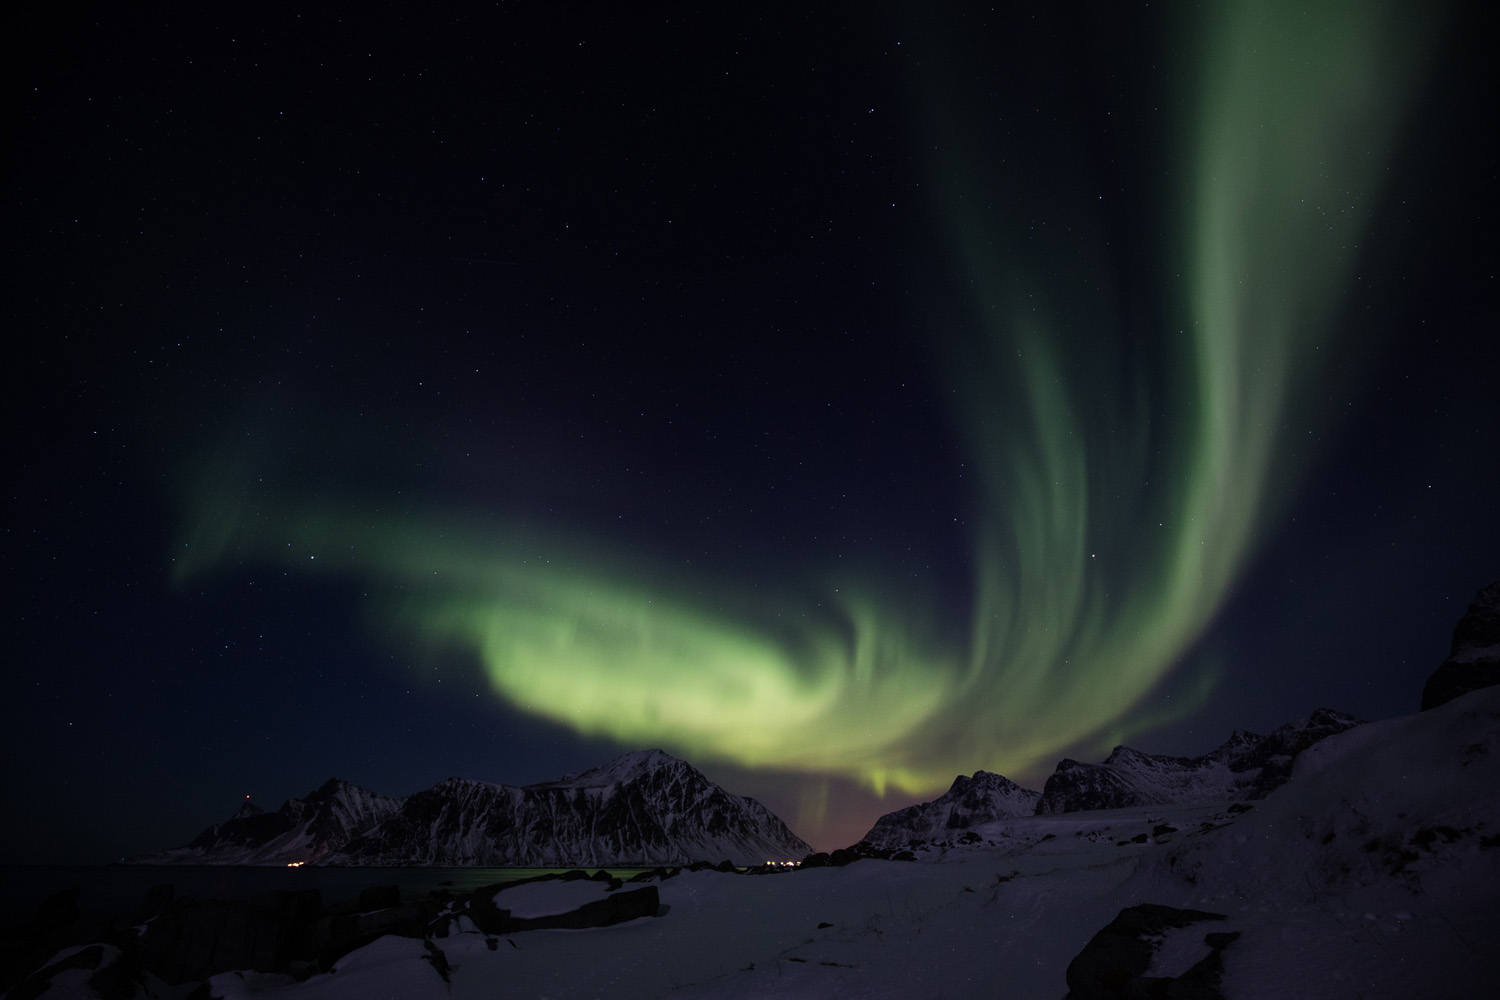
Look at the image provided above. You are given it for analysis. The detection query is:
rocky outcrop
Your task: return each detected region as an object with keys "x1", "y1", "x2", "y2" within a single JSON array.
[
  {"x1": 1422, "y1": 580, "x2": 1500, "y2": 710},
  {"x1": 1065, "y1": 903, "x2": 1238, "y2": 1000},
  {"x1": 1248, "y1": 708, "x2": 1366, "y2": 796},
  {"x1": 136, "y1": 888, "x2": 327, "y2": 984},
  {"x1": 863, "y1": 771, "x2": 1041, "y2": 848},
  {"x1": 468, "y1": 876, "x2": 661, "y2": 934},
  {"x1": 1036, "y1": 709, "x2": 1363, "y2": 814},
  {"x1": 2, "y1": 871, "x2": 671, "y2": 995}
]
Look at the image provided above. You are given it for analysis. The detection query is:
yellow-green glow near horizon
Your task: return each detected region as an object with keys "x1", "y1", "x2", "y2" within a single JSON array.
[{"x1": 176, "y1": 1, "x2": 1433, "y2": 797}]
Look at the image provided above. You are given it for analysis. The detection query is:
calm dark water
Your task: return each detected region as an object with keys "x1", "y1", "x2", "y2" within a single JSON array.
[{"x1": 0, "y1": 866, "x2": 651, "y2": 925}]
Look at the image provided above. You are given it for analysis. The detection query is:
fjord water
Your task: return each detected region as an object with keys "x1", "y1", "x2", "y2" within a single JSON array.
[{"x1": 1, "y1": 866, "x2": 651, "y2": 924}]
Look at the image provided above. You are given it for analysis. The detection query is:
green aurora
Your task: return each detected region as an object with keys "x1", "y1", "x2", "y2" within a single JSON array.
[{"x1": 176, "y1": 1, "x2": 1437, "y2": 799}]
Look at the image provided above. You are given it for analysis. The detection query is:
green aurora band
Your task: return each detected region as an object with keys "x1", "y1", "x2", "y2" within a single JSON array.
[{"x1": 177, "y1": 1, "x2": 1435, "y2": 797}]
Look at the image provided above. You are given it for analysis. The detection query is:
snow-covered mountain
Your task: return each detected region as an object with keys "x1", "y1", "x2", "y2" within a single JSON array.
[
  {"x1": 1421, "y1": 579, "x2": 1500, "y2": 710},
  {"x1": 140, "y1": 750, "x2": 809, "y2": 867},
  {"x1": 133, "y1": 778, "x2": 401, "y2": 865},
  {"x1": 860, "y1": 708, "x2": 1364, "y2": 847},
  {"x1": 327, "y1": 749, "x2": 809, "y2": 866},
  {"x1": 862, "y1": 770, "x2": 1040, "y2": 848},
  {"x1": 68, "y1": 688, "x2": 1497, "y2": 999},
  {"x1": 36, "y1": 581, "x2": 1497, "y2": 997},
  {"x1": 1034, "y1": 707, "x2": 1364, "y2": 814}
]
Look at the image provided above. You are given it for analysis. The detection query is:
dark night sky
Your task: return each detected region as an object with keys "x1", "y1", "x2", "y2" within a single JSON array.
[{"x1": 6, "y1": 1, "x2": 1496, "y2": 863}]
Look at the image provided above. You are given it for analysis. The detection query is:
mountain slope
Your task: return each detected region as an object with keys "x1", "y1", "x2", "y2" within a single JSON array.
[
  {"x1": 328, "y1": 749, "x2": 810, "y2": 866},
  {"x1": 134, "y1": 778, "x2": 401, "y2": 865},
  {"x1": 1035, "y1": 708, "x2": 1364, "y2": 814},
  {"x1": 1421, "y1": 579, "x2": 1500, "y2": 710},
  {"x1": 862, "y1": 770, "x2": 1040, "y2": 848},
  {"x1": 859, "y1": 707, "x2": 1365, "y2": 848},
  {"x1": 138, "y1": 750, "x2": 810, "y2": 867}
]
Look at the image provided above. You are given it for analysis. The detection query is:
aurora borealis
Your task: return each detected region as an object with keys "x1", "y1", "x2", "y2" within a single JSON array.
[
  {"x1": 9, "y1": 1, "x2": 1495, "y2": 861},
  {"x1": 172, "y1": 0, "x2": 1437, "y2": 789}
]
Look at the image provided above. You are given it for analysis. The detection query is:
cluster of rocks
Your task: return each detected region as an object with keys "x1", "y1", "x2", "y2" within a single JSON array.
[{"x1": 0, "y1": 869, "x2": 665, "y2": 998}]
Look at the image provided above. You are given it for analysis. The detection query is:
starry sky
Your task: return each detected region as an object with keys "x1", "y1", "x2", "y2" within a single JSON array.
[{"x1": 7, "y1": 1, "x2": 1496, "y2": 863}]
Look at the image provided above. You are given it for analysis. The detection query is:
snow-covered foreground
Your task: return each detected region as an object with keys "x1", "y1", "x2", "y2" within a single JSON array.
[{"x1": 204, "y1": 688, "x2": 1498, "y2": 999}]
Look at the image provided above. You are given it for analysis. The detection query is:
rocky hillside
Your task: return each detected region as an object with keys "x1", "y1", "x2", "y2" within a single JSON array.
[{"x1": 137, "y1": 750, "x2": 810, "y2": 867}]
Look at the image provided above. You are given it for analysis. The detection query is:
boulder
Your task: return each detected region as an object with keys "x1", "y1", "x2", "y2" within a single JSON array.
[
  {"x1": 505, "y1": 884, "x2": 660, "y2": 931},
  {"x1": 464, "y1": 879, "x2": 661, "y2": 934},
  {"x1": 135, "y1": 889, "x2": 324, "y2": 984},
  {"x1": 1065, "y1": 903, "x2": 1238, "y2": 1000}
]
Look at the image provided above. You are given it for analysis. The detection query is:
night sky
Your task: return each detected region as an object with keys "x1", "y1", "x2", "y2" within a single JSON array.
[{"x1": 8, "y1": 1, "x2": 1496, "y2": 864}]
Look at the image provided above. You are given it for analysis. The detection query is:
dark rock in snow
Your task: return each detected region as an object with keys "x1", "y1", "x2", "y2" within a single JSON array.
[
  {"x1": 510, "y1": 885, "x2": 660, "y2": 931},
  {"x1": 465, "y1": 875, "x2": 661, "y2": 934},
  {"x1": 0, "y1": 887, "x2": 142, "y2": 998},
  {"x1": 314, "y1": 897, "x2": 441, "y2": 961},
  {"x1": 4, "y1": 943, "x2": 112, "y2": 1000},
  {"x1": 1422, "y1": 580, "x2": 1500, "y2": 710},
  {"x1": 1065, "y1": 903, "x2": 1236, "y2": 1000},
  {"x1": 135, "y1": 889, "x2": 325, "y2": 984},
  {"x1": 2, "y1": 868, "x2": 672, "y2": 995}
]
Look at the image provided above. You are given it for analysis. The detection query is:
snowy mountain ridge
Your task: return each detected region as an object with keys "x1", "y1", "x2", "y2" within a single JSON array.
[
  {"x1": 1036, "y1": 706, "x2": 1364, "y2": 814},
  {"x1": 87, "y1": 687, "x2": 1500, "y2": 999},
  {"x1": 136, "y1": 777, "x2": 403, "y2": 866},
  {"x1": 864, "y1": 770, "x2": 1041, "y2": 849},
  {"x1": 135, "y1": 751, "x2": 810, "y2": 867},
  {"x1": 863, "y1": 707, "x2": 1365, "y2": 846}
]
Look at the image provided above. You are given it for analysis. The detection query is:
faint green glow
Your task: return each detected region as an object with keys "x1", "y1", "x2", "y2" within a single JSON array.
[
  {"x1": 174, "y1": 504, "x2": 957, "y2": 791},
  {"x1": 176, "y1": 1, "x2": 1432, "y2": 796}
]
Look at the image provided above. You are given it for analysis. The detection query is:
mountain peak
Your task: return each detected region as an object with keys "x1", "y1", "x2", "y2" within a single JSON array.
[
  {"x1": 231, "y1": 800, "x2": 264, "y2": 820},
  {"x1": 1036, "y1": 710, "x2": 1365, "y2": 814},
  {"x1": 864, "y1": 769, "x2": 1041, "y2": 848},
  {"x1": 542, "y1": 748, "x2": 692, "y2": 788},
  {"x1": 142, "y1": 749, "x2": 808, "y2": 867}
]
